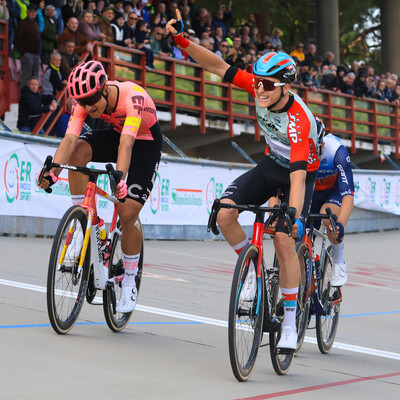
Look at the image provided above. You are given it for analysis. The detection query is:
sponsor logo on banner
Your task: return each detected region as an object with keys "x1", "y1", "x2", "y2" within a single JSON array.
[
  {"x1": 206, "y1": 177, "x2": 224, "y2": 214},
  {"x1": 171, "y1": 186, "x2": 202, "y2": 206},
  {"x1": 379, "y1": 178, "x2": 391, "y2": 207},
  {"x1": 3, "y1": 153, "x2": 32, "y2": 203},
  {"x1": 149, "y1": 172, "x2": 170, "y2": 214},
  {"x1": 354, "y1": 180, "x2": 360, "y2": 202},
  {"x1": 365, "y1": 177, "x2": 376, "y2": 202},
  {"x1": 396, "y1": 179, "x2": 400, "y2": 206}
]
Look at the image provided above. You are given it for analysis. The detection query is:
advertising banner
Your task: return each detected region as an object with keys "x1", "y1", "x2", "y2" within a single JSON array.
[
  {"x1": 2, "y1": 138, "x2": 400, "y2": 228},
  {"x1": 0, "y1": 138, "x2": 252, "y2": 225}
]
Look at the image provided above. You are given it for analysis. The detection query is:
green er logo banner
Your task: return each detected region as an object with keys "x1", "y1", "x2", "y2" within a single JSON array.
[
  {"x1": 3, "y1": 153, "x2": 32, "y2": 203},
  {"x1": 206, "y1": 177, "x2": 224, "y2": 214}
]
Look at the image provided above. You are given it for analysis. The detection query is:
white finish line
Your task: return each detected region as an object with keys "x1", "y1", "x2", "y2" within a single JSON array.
[{"x1": 1, "y1": 278, "x2": 400, "y2": 361}]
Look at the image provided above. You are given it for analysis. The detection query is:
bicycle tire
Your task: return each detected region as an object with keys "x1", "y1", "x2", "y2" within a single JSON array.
[
  {"x1": 103, "y1": 219, "x2": 144, "y2": 332},
  {"x1": 316, "y1": 246, "x2": 341, "y2": 354},
  {"x1": 294, "y1": 241, "x2": 311, "y2": 356},
  {"x1": 47, "y1": 205, "x2": 90, "y2": 334},
  {"x1": 268, "y1": 260, "x2": 294, "y2": 375},
  {"x1": 228, "y1": 244, "x2": 264, "y2": 382}
]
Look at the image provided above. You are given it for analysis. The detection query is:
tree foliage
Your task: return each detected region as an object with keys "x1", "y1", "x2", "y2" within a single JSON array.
[{"x1": 194, "y1": 0, "x2": 383, "y2": 70}]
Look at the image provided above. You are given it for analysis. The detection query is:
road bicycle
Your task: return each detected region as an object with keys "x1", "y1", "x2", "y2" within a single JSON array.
[
  {"x1": 207, "y1": 198, "x2": 308, "y2": 381},
  {"x1": 295, "y1": 208, "x2": 342, "y2": 355},
  {"x1": 38, "y1": 156, "x2": 143, "y2": 334}
]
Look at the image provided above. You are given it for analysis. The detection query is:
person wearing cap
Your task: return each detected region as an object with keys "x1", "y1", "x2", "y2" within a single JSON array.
[
  {"x1": 14, "y1": 3, "x2": 41, "y2": 89},
  {"x1": 97, "y1": 4, "x2": 115, "y2": 43},
  {"x1": 111, "y1": 11, "x2": 126, "y2": 47},
  {"x1": 167, "y1": 11, "x2": 321, "y2": 351}
]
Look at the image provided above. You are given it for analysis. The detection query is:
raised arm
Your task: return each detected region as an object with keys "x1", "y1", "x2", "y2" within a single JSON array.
[{"x1": 166, "y1": 10, "x2": 229, "y2": 78}]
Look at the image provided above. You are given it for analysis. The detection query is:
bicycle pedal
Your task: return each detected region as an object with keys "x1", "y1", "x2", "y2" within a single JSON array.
[{"x1": 277, "y1": 347, "x2": 295, "y2": 355}]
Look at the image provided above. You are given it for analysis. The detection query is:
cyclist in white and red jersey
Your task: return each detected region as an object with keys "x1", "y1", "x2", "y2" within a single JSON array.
[
  {"x1": 311, "y1": 133, "x2": 354, "y2": 286},
  {"x1": 38, "y1": 60, "x2": 163, "y2": 313},
  {"x1": 167, "y1": 11, "x2": 320, "y2": 351}
]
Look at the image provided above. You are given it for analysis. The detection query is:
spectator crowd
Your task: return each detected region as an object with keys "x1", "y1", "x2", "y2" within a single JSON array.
[{"x1": 1, "y1": 0, "x2": 399, "y2": 134}]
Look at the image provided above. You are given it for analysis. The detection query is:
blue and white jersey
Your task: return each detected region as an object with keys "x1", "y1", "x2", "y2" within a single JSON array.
[{"x1": 315, "y1": 134, "x2": 354, "y2": 196}]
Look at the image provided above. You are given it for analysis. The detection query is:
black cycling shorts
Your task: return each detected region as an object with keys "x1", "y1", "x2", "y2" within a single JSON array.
[
  {"x1": 221, "y1": 155, "x2": 317, "y2": 233},
  {"x1": 79, "y1": 122, "x2": 163, "y2": 205}
]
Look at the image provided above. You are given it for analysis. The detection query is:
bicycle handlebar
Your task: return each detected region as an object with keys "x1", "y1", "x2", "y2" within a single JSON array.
[
  {"x1": 307, "y1": 207, "x2": 338, "y2": 236},
  {"x1": 38, "y1": 156, "x2": 126, "y2": 202},
  {"x1": 207, "y1": 199, "x2": 297, "y2": 237}
]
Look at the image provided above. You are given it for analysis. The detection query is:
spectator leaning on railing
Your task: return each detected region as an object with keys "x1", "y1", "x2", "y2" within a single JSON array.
[
  {"x1": 58, "y1": 16, "x2": 93, "y2": 56},
  {"x1": 78, "y1": 9, "x2": 106, "y2": 42}
]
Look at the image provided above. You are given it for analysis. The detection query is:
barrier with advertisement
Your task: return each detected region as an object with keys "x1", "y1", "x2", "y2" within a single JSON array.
[
  {"x1": 0, "y1": 138, "x2": 253, "y2": 226},
  {"x1": 2, "y1": 137, "x2": 400, "y2": 234}
]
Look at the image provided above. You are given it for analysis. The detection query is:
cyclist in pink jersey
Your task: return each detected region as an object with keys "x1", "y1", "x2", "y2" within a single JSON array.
[
  {"x1": 167, "y1": 12, "x2": 321, "y2": 351},
  {"x1": 38, "y1": 61, "x2": 163, "y2": 313}
]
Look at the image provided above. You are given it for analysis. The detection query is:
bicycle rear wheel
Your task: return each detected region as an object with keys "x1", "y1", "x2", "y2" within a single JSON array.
[
  {"x1": 294, "y1": 241, "x2": 311, "y2": 356},
  {"x1": 316, "y1": 246, "x2": 341, "y2": 354},
  {"x1": 228, "y1": 244, "x2": 264, "y2": 382},
  {"x1": 47, "y1": 206, "x2": 90, "y2": 334},
  {"x1": 103, "y1": 219, "x2": 144, "y2": 332}
]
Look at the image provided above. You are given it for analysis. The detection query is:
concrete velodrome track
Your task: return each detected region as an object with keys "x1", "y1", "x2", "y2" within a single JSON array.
[{"x1": 0, "y1": 231, "x2": 399, "y2": 400}]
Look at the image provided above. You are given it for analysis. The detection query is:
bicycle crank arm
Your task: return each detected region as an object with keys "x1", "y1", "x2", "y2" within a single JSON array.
[{"x1": 105, "y1": 280, "x2": 117, "y2": 314}]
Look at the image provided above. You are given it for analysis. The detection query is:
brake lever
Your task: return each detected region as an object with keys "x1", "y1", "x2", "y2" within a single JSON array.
[
  {"x1": 37, "y1": 155, "x2": 54, "y2": 194},
  {"x1": 207, "y1": 198, "x2": 220, "y2": 235},
  {"x1": 106, "y1": 164, "x2": 126, "y2": 203},
  {"x1": 325, "y1": 207, "x2": 337, "y2": 236}
]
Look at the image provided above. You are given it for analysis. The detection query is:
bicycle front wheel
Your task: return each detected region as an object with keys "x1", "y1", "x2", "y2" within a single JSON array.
[
  {"x1": 316, "y1": 246, "x2": 341, "y2": 354},
  {"x1": 103, "y1": 219, "x2": 144, "y2": 332},
  {"x1": 47, "y1": 206, "x2": 90, "y2": 334},
  {"x1": 268, "y1": 264, "x2": 294, "y2": 375},
  {"x1": 228, "y1": 244, "x2": 264, "y2": 382},
  {"x1": 294, "y1": 241, "x2": 311, "y2": 356}
]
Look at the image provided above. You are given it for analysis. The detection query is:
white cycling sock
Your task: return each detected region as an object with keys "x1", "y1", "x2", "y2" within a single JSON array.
[
  {"x1": 281, "y1": 287, "x2": 298, "y2": 328},
  {"x1": 332, "y1": 242, "x2": 345, "y2": 265},
  {"x1": 71, "y1": 194, "x2": 85, "y2": 206},
  {"x1": 122, "y1": 252, "x2": 140, "y2": 287}
]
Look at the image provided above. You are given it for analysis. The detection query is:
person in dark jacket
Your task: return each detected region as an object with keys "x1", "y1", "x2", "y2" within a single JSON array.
[
  {"x1": 353, "y1": 68, "x2": 369, "y2": 98},
  {"x1": 17, "y1": 77, "x2": 57, "y2": 133},
  {"x1": 60, "y1": 38, "x2": 82, "y2": 76},
  {"x1": 13, "y1": 3, "x2": 41, "y2": 89},
  {"x1": 41, "y1": 4, "x2": 58, "y2": 65}
]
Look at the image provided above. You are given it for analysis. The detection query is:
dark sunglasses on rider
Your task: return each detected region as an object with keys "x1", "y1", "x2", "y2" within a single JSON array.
[
  {"x1": 254, "y1": 77, "x2": 286, "y2": 91},
  {"x1": 76, "y1": 91, "x2": 103, "y2": 107}
]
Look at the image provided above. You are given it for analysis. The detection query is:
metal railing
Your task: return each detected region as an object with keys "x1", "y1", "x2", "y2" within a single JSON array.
[{"x1": 0, "y1": 20, "x2": 10, "y2": 117}]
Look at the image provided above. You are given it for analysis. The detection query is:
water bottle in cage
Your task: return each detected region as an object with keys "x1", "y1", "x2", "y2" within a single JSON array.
[{"x1": 98, "y1": 217, "x2": 111, "y2": 267}]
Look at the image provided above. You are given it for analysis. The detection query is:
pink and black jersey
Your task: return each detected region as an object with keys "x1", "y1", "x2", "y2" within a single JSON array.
[
  {"x1": 66, "y1": 81, "x2": 158, "y2": 140},
  {"x1": 223, "y1": 67, "x2": 320, "y2": 172}
]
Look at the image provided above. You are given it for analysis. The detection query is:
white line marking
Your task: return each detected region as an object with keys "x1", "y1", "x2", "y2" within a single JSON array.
[{"x1": 1, "y1": 278, "x2": 400, "y2": 361}]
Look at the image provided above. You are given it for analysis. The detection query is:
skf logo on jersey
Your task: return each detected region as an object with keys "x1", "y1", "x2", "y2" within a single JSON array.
[
  {"x1": 288, "y1": 113, "x2": 301, "y2": 143},
  {"x1": 337, "y1": 164, "x2": 348, "y2": 185},
  {"x1": 131, "y1": 95, "x2": 144, "y2": 116}
]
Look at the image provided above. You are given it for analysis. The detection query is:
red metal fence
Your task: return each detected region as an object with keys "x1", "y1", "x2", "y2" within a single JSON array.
[{"x1": 2, "y1": 38, "x2": 396, "y2": 158}]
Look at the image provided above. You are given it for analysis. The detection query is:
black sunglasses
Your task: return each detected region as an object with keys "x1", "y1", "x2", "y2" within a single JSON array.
[{"x1": 77, "y1": 91, "x2": 103, "y2": 107}]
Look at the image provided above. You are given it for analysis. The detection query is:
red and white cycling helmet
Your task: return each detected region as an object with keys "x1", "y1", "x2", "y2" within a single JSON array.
[{"x1": 67, "y1": 61, "x2": 108, "y2": 100}]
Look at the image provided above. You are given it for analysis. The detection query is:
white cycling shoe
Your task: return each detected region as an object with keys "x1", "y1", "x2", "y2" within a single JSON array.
[
  {"x1": 65, "y1": 224, "x2": 84, "y2": 264},
  {"x1": 240, "y1": 266, "x2": 256, "y2": 301},
  {"x1": 116, "y1": 285, "x2": 137, "y2": 313},
  {"x1": 331, "y1": 262, "x2": 347, "y2": 287},
  {"x1": 277, "y1": 325, "x2": 297, "y2": 350}
]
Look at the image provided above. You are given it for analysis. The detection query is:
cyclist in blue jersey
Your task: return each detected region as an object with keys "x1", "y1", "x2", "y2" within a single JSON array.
[
  {"x1": 311, "y1": 133, "x2": 354, "y2": 286},
  {"x1": 167, "y1": 11, "x2": 321, "y2": 350}
]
